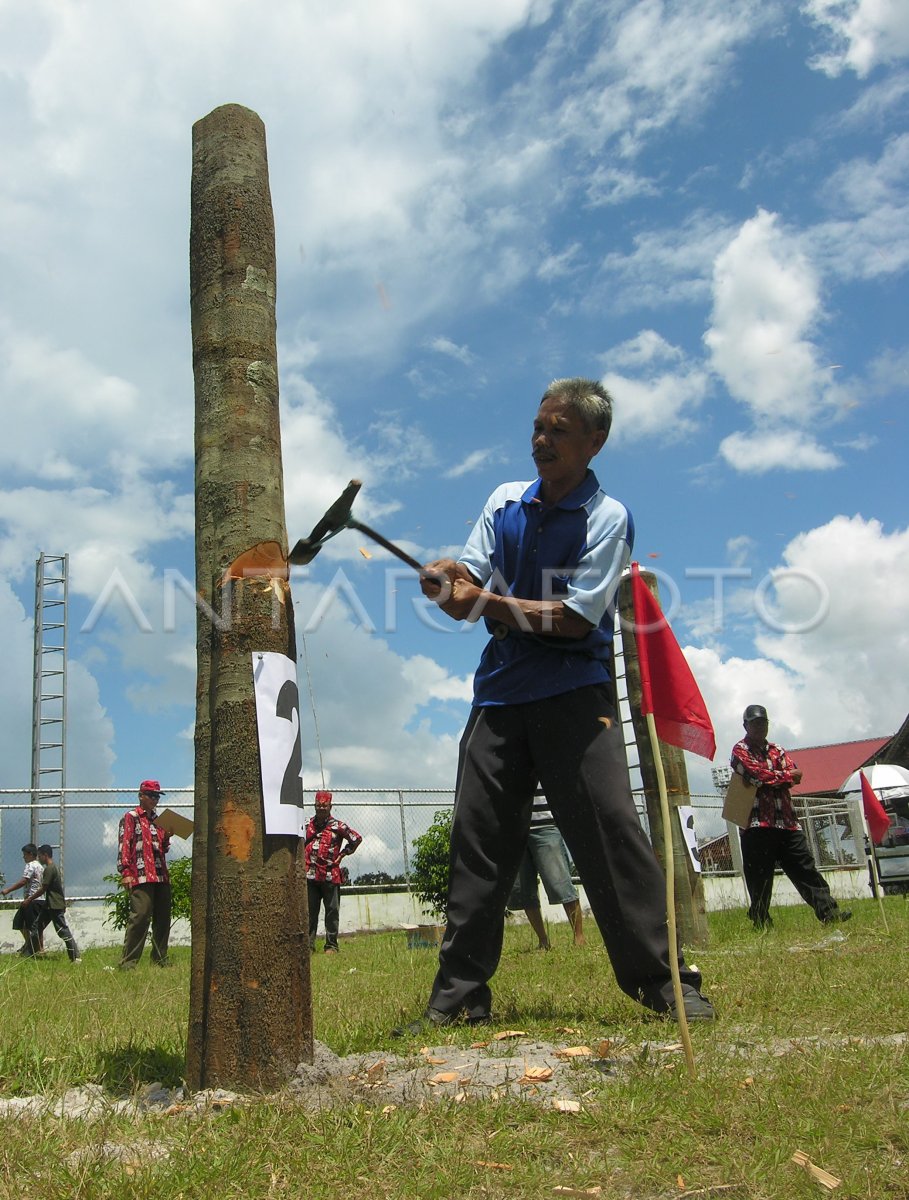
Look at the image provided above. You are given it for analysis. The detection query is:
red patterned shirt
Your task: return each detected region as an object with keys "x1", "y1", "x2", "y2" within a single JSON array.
[
  {"x1": 304, "y1": 815, "x2": 362, "y2": 884},
  {"x1": 731, "y1": 737, "x2": 801, "y2": 831},
  {"x1": 118, "y1": 806, "x2": 171, "y2": 887}
]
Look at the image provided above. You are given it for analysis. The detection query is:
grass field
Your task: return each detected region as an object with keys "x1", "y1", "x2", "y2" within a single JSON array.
[{"x1": 0, "y1": 899, "x2": 907, "y2": 1199}]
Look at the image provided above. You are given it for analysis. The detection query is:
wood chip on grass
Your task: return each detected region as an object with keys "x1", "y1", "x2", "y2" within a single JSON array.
[{"x1": 791, "y1": 1150, "x2": 841, "y2": 1190}]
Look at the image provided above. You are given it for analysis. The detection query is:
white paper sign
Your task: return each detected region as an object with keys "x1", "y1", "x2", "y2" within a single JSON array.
[
  {"x1": 678, "y1": 804, "x2": 702, "y2": 874},
  {"x1": 251, "y1": 651, "x2": 306, "y2": 836}
]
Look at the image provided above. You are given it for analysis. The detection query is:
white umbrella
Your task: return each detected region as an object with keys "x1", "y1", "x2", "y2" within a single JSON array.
[{"x1": 840, "y1": 763, "x2": 909, "y2": 802}]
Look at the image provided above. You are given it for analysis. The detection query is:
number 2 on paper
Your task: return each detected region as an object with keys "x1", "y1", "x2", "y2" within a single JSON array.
[{"x1": 276, "y1": 678, "x2": 305, "y2": 809}]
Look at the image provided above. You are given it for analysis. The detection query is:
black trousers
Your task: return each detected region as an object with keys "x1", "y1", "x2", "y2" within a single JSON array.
[
  {"x1": 307, "y1": 880, "x2": 341, "y2": 950},
  {"x1": 428, "y1": 685, "x2": 702, "y2": 1016},
  {"x1": 739, "y1": 827, "x2": 839, "y2": 926},
  {"x1": 27, "y1": 906, "x2": 80, "y2": 961},
  {"x1": 13, "y1": 900, "x2": 42, "y2": 932}
]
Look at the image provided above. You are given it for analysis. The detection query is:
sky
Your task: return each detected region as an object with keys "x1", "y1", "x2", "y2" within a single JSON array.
[{"x1": 1, "y1": 0, "x2": 908, "y2": 883}]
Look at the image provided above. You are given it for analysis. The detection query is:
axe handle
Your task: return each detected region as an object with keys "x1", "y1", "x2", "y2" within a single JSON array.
[{"x1": 348, "y1": 519, "x2": 441, "y2": 581}]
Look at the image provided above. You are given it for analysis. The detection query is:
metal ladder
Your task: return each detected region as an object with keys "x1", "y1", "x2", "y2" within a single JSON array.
[
  {"x1": 612, "y1": 617, "x2": 647, "y2": 824},
  {"x1": 31, "y1": 553, "x2": 68, "y2": 866}
]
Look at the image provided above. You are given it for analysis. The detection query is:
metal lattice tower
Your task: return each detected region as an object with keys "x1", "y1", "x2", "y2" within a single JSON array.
[
  {"x1": 31, "y1": 553, "x2": 68, "y2": 865},
  {"x1": 612, "y1": 618, "x2": 646, "y2": 816}
]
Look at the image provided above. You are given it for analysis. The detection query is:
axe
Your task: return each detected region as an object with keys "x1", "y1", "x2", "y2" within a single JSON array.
[{"x1": 289, "y1": 479, "x2": 439, "y2": 580}]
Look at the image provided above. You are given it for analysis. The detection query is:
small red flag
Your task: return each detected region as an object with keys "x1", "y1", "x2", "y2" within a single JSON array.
[
  {"x1": 630, "y1": 563, "x2": 716, "y2": 760},
  {"x1": 860, "y1": 771, "x2": 891, "y2": 846}
]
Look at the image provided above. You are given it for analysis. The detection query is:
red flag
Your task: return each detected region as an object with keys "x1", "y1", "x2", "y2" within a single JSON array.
[
  {"x1": 860, "y1": 771, "x2": 891, "y2": 846},
  {"x1": 630, "y1": 562, "x2": 716, "y2": 760}
]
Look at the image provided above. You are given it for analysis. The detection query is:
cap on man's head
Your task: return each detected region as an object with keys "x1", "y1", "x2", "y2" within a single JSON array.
[
  {"x1": 139, "y1": 779, "x2": 165, "y2": 796},
  {"x1": 315, "y1": 790, "x2": 333, "y2": 804},
  {"x1": 743, "y1": 704, "x2": 768, "y2": 723}
]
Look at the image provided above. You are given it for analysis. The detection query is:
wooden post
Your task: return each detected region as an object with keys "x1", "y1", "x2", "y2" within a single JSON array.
[
  {"x1": 187, "y1": 103, "x2": 312, "y2": 1089},
  {"x1": 618, "y1": 570, "x2": 709, "y2": 949}
]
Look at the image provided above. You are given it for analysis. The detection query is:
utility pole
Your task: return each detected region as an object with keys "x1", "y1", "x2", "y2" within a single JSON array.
[
  {"x1": 188, "y1": 103, "x2": 311, "y2": 1089},
  {"x1": 618, "y1": 570, "x2": 709, "y2": 948}
]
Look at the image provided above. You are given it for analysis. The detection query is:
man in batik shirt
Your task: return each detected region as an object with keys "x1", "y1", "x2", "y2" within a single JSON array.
[
  {"x1": 303, "y1": 791, "x2": 362, "y2": 953},
  {"x1": 117, "y1": 779, "x2": 172, "y2": 968},
  {"x1": 732, "y1": 704, "x2": 851, "y2": 929}
]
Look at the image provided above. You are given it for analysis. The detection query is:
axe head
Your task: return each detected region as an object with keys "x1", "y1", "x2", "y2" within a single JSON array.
[{"x1": 288, "y1": 479, "x2": 362, "y2": 565}]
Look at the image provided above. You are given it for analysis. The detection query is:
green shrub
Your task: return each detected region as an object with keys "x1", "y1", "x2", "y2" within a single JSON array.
[
  {"x1": 102, "y1": 855, "x2": 192, "y2": 931},
  {"x1": 410, "y1": 808, "x2": 453, "y2": 920}
]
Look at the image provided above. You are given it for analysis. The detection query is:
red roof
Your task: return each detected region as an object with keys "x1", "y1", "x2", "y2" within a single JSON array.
[{"x1": 788, "y1": 737, "x2": 891, "y2": 796}]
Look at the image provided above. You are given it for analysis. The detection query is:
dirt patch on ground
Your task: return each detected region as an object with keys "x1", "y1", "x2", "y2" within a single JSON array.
[
  {"x1": 4, "y1": 1029, "x2": 906, "y2": 1121},
  {"x1": 290, "y1": 1035, "x2": 628, "y2": 1109}
]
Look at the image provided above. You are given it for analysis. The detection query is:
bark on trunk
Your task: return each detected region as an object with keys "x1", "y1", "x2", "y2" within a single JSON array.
[{"x1": 188, "y1": 103, "x2": 312, "y2": 1089}]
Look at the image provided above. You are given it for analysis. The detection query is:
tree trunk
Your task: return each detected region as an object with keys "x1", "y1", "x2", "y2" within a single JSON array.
[
  {"x1": 187, "y1": 103, "x2": 312, "y2": 1089},
  {"x1": 618, "y1": 570, "x2": 709, "y2": 949}
]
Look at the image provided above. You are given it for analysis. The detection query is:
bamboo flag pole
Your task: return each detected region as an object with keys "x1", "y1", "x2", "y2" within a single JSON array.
[
  {"x1": 645, "y1": 709, "x2": 697, "y2": 1080},
  {"x1": 853, "y1": 772, "x2": 892, "y2": 933},
  {"x1": 858, "y1": 801, "x2": 890, "y2": 934},
  {"x1": 626, "y1": 562, "x2": 718, "y2": 1082},
  {"x1": 868, "y1": 834, "x2": 890, "y2": 933}
]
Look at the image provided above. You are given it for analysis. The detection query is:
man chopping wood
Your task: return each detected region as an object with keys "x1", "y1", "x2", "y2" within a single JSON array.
[{"x1": 395, "y1": 377, "x2": 714, "y2": 1034}]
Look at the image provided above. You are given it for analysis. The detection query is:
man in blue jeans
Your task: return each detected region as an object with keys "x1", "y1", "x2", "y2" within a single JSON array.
[
  {"x1": 396, "y1": 377, "x2": 713, "y2": 1034},
  {"x1": 509, "y1": 796, "x2": 584, "y2": 949}
]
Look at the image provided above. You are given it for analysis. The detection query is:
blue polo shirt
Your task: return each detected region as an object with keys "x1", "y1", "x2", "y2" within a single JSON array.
[{"x1": 458, "y1": 471, "x2": 634, "y2": 706}]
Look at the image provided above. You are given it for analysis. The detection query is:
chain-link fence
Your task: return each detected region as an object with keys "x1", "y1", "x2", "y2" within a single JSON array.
[{"x1": 0, "y1": 787, "x2": 866, "y2": 902}]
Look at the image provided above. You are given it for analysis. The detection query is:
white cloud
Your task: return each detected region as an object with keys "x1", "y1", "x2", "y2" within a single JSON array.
[
  {"x1": 806, "y1": 134, "x2": 909, "y2": 281},
  {"x1": 445, "y1": 449, "x2": 497, "y2": 479},
  {"x1": 603, "y1": 334, "x2": 710, "y2": 442},
  {"x1": 835, "y1": 433, "x2": 876, "y2": 451},
  {"x1": 0, "y1": 320, "x2": 181, "y2": 485},
  {"x1": 689, "y1": 513, "x2": 909, "y2": 754},
  {"x1": 607, "y1": 369, "x2": 711, "y2": 442},
  {"x1": 598, "y1": 212, "x2": 737, "y2": 310},
  {"x1": 0, "y1": 0, "x2": 904, "y2": 831},
  {"x1": 0, "y1": 578, "x2": 116, "y2": 792},
  {"x1": 584, "y1": 166, "x2": 659, "y2": 207},
  {"x1": 279, "y1": 374, "x2": 440, "y2": 559},
  {"x1": 291, "y1": 581, "x2": 468, "y2": 788},
  {"x1": 427, "y1": 336, "x2": 475, "y2": 365},
  {"x1": 755, "y1": 515, "x2": 909, "y2": 726},
  {"x1": 705, "y1": 211, "x2": 819, "y2": 416},
  {"x1": 718, "y1": 430, "x2": 842, "y2": 473},
  {"x1": 680, "y1": 515, "x2": 909, "y2": 800},
  {"x1": 727, "y1": 535, "x2": 756, "y2": 567},
  {"x1": 0, "y1": 581, "x2": 45, "y2": 787},
  {"x1": 537, "y1": 243, "x2": 585, "y2": 281},
  {"x1": 833, "y1": 69, "x2": 909, "y2": 129},
  {"x1": 539, "y1": 0, "x2": 776, "y2": 159},
  {"x1": 0, "y1": 482, "x2": 192, "y2": 593},
  {"x1": 704, "y1": 210, "x2": 849, "y2": 443},
  {"x1": 867, "y1": 345, "x2": 909, "y2": 393},
  {"x1": 605, "y1": 330, "x2": 684, "y2": 369},
  {"x1": 803, "y1": 0, "x2": 909, "y2": 78},
  {"x1": 825, "y1": 132, "x2": 909, "y2": 212},
  {"x1": 401, "y1": 655, "x2": 474, "y2": 704}
]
